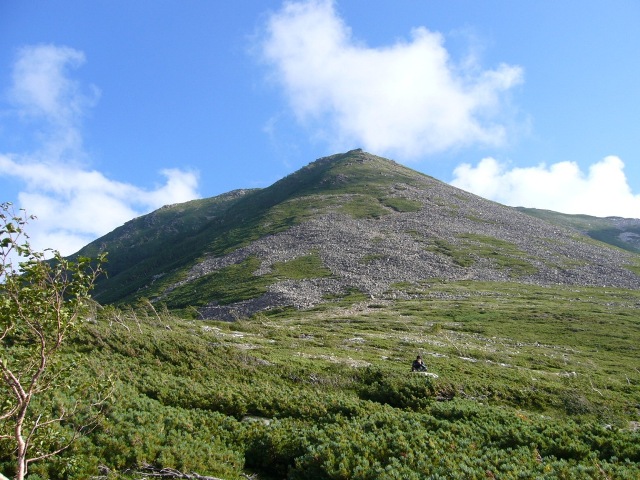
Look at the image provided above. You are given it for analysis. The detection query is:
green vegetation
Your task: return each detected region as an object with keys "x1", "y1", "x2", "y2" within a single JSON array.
[
  {"x1": 331, "y1": 193, "x2": 421, "y2": 219},
  {"x1": 164, "y1": 257, "x2": 269, "y2": 308},
  {"x1": 10, "y1": 152, "x2": 640, "y2": 478},
  {"x1": 2, "y1": 280, "x2": 638, "y2": 479},
  {"x1": 427, "y1": 238, "x2": 474, "y2": 267},
  {"x1": 380, "y1": 196, "x2": 423, "y2": 213},
  {"x1": 457, "y1": 233, "x2": 538, "y2": 276},
  {"x1": 164, "y1": 252, "x2": 332, "y2": 309},
  {"x1": 426, "y1": 234, "x2": 537, "y2": 276},
  {"x1": 517, "y1": 207, "x2": 640, "y2": 254},
  {"x1": 263, "y1": 196, "x2": 338, "y2": 229},
  {"x1": 1, "y1": 203, "x2": 108, "y2": 480},
  {"x1": 627, "y1": 265, "x2": 640, "y2": 276},
  {"x1": 271, "y1": 251, "x2": 332, "y2": 280},
  {"x1": 360, "y1": 254, "x2": 386, "y2": 265},
  {"x1": 340, "y1": 195, "x2": 389, "y2": 219}
]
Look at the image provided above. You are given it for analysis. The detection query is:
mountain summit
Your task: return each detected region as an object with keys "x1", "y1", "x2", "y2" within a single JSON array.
[{"x1": 80, "y1": 150, "x2": 640, "y2": 319}]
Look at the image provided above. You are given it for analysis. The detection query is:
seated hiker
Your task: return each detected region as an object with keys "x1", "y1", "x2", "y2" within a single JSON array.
[{"x1": 411, "y1": 355, "x2": 427, "y2": 372}]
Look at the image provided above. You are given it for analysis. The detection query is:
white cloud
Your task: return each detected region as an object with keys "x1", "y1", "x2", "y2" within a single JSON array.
[
  {"x1": 451, "y1": 156, "x2": 640, "y2": 218},
  {"x1": 1, "y1": 45, "x2": 200, "y2": 256},
  {"x1": 261, "y1": 0, "x2": 523, "y2": 158},
  {"x1": 10, "y1": 44, "x2": 97, "y2": 126},
  {"x1": 0, "y1": 153, "x2": 200, "y2": 256}
]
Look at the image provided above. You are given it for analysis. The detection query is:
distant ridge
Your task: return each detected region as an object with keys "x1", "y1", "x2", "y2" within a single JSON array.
[
  {"x1": 77, "y1": 150, "x2": 640, "y2": 319},
  {"x1": 516, "y1": 207, "x2": 640, "y2": 253}
]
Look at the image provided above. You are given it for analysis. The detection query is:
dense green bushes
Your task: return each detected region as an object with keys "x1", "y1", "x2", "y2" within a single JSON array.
[
  {"x1": 2, "y1": 281, "x2": 639, "y2": 479},
  {"x1": 255, "y1": 406, "x2": 638, "y2": 478},
  {"x1": 242, "y1": 404, "x2": 640, "y2": 480},
  {"x1": 357, "y1": 367, "x2": 438, "y2": 410}
]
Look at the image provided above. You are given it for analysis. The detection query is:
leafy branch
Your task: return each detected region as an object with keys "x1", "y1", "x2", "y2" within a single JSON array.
[{"x1": 0, "y1": 202, "x2": 108, "y2": 480}]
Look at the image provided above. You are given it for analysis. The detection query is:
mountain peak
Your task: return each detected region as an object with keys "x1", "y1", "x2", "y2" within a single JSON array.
[{"x1": 79, "y1": 151, "x2": 640, "y2": 318}]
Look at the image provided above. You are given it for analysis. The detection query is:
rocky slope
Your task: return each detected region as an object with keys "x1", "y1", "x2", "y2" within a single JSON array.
[{"x1": 80, "y1": 150, "x2": 640, "y2": 319}]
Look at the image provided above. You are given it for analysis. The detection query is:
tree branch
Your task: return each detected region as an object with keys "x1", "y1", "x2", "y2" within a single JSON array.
[{"x1": 128, "y1": 464, "x2": 229, "y2": 480}]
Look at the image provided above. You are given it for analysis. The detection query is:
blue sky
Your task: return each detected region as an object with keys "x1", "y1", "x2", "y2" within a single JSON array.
[{"x1": 1, "y1": 0, "x2": 639, "y2": 255}]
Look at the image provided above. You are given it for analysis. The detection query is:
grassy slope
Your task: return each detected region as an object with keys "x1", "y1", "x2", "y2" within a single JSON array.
[
  {"x1": 79, "y1": 191, "x2": 259, "y2": 304},
  {"x1": 517, "y1": 207, "x2": 640, "y2": 254},
  {"x1": 6, "y1": 281, "x2": 639, "y2": 479}
]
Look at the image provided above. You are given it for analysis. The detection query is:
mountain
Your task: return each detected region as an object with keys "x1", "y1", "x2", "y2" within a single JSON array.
[
  {"x1": 78, "y1": 149, "x2": 640, "y2": 319},
  {"x1": 515, "y1": 207, "x2": 640, "y2": 253}
]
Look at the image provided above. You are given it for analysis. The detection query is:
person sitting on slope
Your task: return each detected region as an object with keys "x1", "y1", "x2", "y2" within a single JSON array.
[{"x1": 411, "y1": 355, "x2": 427, "y2": 372}]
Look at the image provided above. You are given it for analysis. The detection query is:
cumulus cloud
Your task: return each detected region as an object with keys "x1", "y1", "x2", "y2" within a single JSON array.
[
  {"x1": 261, "y1": 0, "x2": 523, "y2": 158},
  {"x1": 1, "y1": 44, "x2": 200, "y2": 255},
  {"x1": 451, "y1": 156, "x2": 640, "y2": 218}
]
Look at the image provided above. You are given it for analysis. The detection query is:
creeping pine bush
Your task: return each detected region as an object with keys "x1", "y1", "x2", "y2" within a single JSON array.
[
  {"x1": 289, "y1": 411, "x2": 433, "y2": 480},
  {"x1": 357, "y1": 367, "x2": 436, "y2": 410},
  {"x1": 237, "y1": 397, "x2": 640, "y2": 480},
  {"x1": 241, "y1": 418, "x2": 309, "y2": 478},
  {"x1": 16, "y1": 285, "x2": 640, "y2": 479},
  {"x1": 64, "y1": 390, "x2": 245, "y2": 479}
]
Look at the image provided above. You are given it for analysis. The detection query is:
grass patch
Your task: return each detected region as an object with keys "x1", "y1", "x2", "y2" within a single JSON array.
[
  {"x1": 271, "y1": 251, "x2": 333, "y2": 280},
  {"x1": 262, "y1": 195, "x2": 340, "y2": 230},
  {"x1": 427, "y1": 238, "x2": 474, "y2": 267},
  {"x1": 163, "y1": 256, "x2": 269, "y2": 308},
  {"x1": 458, "y1": 233, "x2": 538, "y2": 276},
  {"x1": 380, "y1": 196, "x2": 422, "y2": 213},
  {"x1": 624, "y1": 261, "x2": 640, "y2": 276},
  {"x1": 165, "y1": 252, "x2": 333, "y2": 308},
  {"x1": 340, "y1": 195, "x2": 389, "y2": 218},
  {"x1": 360, "y1": 253, "x2": 386, "y2": 264}
]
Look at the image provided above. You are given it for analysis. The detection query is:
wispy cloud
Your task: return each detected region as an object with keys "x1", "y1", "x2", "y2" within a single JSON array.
[
  {"x1": 10, "y1": 44, "x2": 96, "y2": 126},
  {"x1": 1, "y1": 44, "x2": 200, "y2": 255},
  {"x1": 260, "y1": 0, "x2": 523, "y2": 158},
  {"x1": 451, "y1": 156, "x2": 640, "y2": 218}
]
